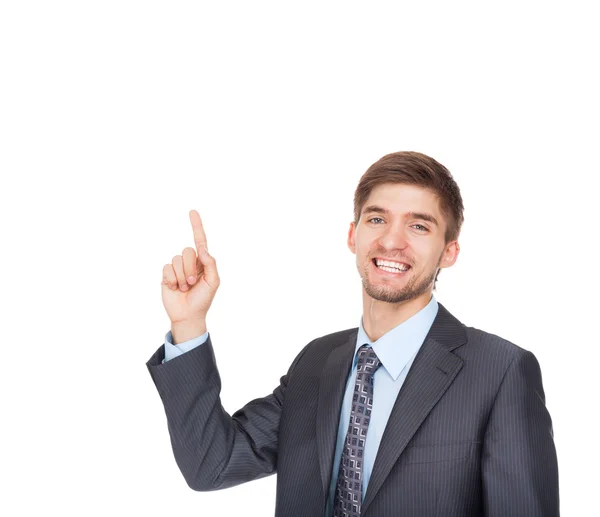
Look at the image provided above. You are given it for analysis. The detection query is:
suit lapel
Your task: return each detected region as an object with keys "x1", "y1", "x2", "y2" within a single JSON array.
[
  {"x1": 361, "y1": 302, "x2": 467, "y2": 515},
  {"x1": 316, "y1": 329, "x2": 358, "y2": 501}
]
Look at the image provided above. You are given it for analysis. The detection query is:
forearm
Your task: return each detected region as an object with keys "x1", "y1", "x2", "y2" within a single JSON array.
[{"x1": 147, "y1": 335, "x2": 284, "y2": 491}]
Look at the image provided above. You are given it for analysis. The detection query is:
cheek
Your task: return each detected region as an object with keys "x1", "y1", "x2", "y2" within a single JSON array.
[{"x1": 359, "y1": 253, "x2": 373, "y2": 270}]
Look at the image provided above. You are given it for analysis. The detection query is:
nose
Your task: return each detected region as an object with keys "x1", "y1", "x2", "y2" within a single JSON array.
[{"x1": 378, "y1": 223, "x2": 409, "y2": 251}]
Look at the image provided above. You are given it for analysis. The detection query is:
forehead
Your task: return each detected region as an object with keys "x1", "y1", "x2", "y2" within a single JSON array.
[{"x1": 363, "y1": 183, "x2": 442, "y2": 215}]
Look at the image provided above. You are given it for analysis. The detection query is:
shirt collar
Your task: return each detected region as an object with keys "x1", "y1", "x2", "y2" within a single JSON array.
[{"x1": 355, "y1": 294, "x2": 439, "y2": 380}]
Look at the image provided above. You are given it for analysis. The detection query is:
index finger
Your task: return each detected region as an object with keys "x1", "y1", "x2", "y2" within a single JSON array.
[{"x1": 189, "y1": 209, "x2": 208, "y2": 253}]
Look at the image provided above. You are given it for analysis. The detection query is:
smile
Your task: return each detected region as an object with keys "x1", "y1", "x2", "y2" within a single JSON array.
[{"x1": 372, "y1": 258, "x2": 412, "y2": 275}]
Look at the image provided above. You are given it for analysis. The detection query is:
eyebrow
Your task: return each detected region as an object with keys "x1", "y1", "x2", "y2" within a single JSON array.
[{"x1": 362, "y1": 205, "x2": 439, "y2": 227}]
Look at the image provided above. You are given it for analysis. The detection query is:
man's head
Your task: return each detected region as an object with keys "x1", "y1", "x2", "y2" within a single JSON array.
[{"x1": 347, "y1": 151, "x2": 464, "y2": 304}]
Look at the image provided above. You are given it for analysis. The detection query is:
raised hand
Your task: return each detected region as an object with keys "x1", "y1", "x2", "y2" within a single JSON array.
[{"x1": 161, "y1": 210, "x2": 221, "y2": 326}]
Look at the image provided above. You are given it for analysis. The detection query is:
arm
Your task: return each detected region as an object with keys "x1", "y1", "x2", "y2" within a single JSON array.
[
  {"x1": 146, "y1": 335, "x2": 313, "y2": 491},
  {"x1": 482, "y1": 350, "x2": 560, "y2": 516}
]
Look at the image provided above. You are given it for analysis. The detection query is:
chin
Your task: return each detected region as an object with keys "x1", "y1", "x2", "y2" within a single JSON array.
[
  {"x1": 362, "y1": 269, "x2": 434, "y2": 305},
  {"x1": 363, "y1": 278, "x2": 408, "y2": 303}
]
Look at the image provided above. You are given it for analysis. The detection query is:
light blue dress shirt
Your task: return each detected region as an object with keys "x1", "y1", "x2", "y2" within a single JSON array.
[
  {"x1": 163, "y1": 329, "x2": 209, "y2": 363},
  {"x1": 162, "y1": 294, "x2": 439, "y2": 516}
]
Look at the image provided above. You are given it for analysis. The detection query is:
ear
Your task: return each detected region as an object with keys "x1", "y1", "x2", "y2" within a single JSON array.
[
  {"x1": 439, "y1": 240, "x2": 460, "y2": 269},
  {"x1": 347, "y1": 221, "x2": 356, "y2": 254}
]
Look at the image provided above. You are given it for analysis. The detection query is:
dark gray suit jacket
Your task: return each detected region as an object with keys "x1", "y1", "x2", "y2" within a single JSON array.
[{"x1": 146, "y1": 302, "x2": 559, "y2": 516}]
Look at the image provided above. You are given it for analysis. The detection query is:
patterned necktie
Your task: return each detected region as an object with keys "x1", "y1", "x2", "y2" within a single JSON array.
[{"x1": 333, "y1": 344, "x2": 382, "y2": 517}]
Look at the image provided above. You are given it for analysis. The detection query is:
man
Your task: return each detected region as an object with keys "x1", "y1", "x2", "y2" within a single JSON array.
[{"x1": 147, "y1": 151, "x2": 560, "y2": 516}]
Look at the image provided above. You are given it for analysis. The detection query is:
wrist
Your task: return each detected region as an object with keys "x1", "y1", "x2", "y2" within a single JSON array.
[{"x1": 171, "y1": 319, "x2": 207, "y2": 345}]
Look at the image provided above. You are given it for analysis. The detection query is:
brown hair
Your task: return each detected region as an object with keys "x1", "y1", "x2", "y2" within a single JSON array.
[{"x1": 353, "y1": 151, "x2": 465, "y2": 287}]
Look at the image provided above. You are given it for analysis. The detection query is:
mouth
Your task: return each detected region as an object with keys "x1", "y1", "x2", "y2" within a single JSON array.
[{"x1": 371, "y1": 258, "x2": 412, "y2": 276}]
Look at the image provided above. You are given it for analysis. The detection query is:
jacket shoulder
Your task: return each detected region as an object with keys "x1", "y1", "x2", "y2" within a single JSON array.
[
  {"x1": 294, "y1": 326, "x2": 358, "y2": 362},
  {"x1": 463, "y1": 324, "x2": 531, "y2": 360},
  {"x1": 313, "y1": 326, "x2": 358, "y2": 344}
]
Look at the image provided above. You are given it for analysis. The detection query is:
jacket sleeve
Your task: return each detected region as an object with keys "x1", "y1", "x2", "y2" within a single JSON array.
[
  {"x1": 146, "y1": 335, "x2": 313, "y2": 491},
  {"x1": 482, "y1": 349, "x2": 560, "y2": 516}
]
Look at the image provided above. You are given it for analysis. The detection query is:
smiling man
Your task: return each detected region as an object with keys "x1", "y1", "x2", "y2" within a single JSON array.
[
  {"x1": 147, "y1": 151, "x2": 560, "y2": 517},
  {"x1": 350, "y1": 181, "x2": 458, "y2": 338}
]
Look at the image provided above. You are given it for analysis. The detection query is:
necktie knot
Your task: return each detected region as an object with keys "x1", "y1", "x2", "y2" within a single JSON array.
[{"x1": 356, "y1": 344, "x2": 381, "y2": 376}]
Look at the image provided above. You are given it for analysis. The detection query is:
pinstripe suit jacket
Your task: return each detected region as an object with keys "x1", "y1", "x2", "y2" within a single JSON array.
[{"x1": 147, "y1": 302, "x2": 559, "y2": 516}]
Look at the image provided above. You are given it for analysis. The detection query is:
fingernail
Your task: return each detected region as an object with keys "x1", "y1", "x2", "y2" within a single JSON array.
[
  {"x1": 181, "y1": 284, "x2": 189, "y2": 291},
  {"x1": 187, "y1": 276, "x2": 196, "y2": 284}
]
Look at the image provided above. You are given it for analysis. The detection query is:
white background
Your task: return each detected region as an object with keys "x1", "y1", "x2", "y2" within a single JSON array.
[{"x1": 1, "y1": 1, "x2": 598, "y2": 515}]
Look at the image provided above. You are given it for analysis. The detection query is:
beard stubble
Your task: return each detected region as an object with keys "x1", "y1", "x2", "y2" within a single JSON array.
[{"x1": 360, "y1": 251, "x2": 443, "y2": 304}]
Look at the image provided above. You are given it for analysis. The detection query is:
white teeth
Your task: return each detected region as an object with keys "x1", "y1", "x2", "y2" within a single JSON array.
[
  {"x1": 375, "y1": 259, "x2": 410, "y2": 271},
  {"x1": 379, "y1": 265, "x2": 407, "y2": 273}
]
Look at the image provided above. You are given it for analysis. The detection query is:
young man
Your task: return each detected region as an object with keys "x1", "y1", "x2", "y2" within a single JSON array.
[{"x1": 147, "y1": 151, "x2": 560, "y2": 517}]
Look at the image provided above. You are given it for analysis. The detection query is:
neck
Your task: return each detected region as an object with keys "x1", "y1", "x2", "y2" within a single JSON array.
[{"x1": 362, "y1": 289, "x2": 433, "y2": 342}]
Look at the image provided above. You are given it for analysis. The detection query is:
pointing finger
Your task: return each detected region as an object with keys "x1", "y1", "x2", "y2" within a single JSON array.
[{"x1": 189, "y1": 209, "x2": 208, "y2": 255}]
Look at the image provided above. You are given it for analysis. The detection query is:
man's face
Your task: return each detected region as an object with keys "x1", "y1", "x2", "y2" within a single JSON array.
[{"x1": 347, "y1": 183, "x2": 459, "y2": 304}]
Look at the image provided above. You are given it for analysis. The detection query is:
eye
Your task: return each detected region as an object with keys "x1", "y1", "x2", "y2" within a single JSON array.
[
  {"x1": 412, "y1": 224, "x2": 429, "y2": 232},
  {"x1": 368, "y1": 217, "x2": 384, "y2": 224}
]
